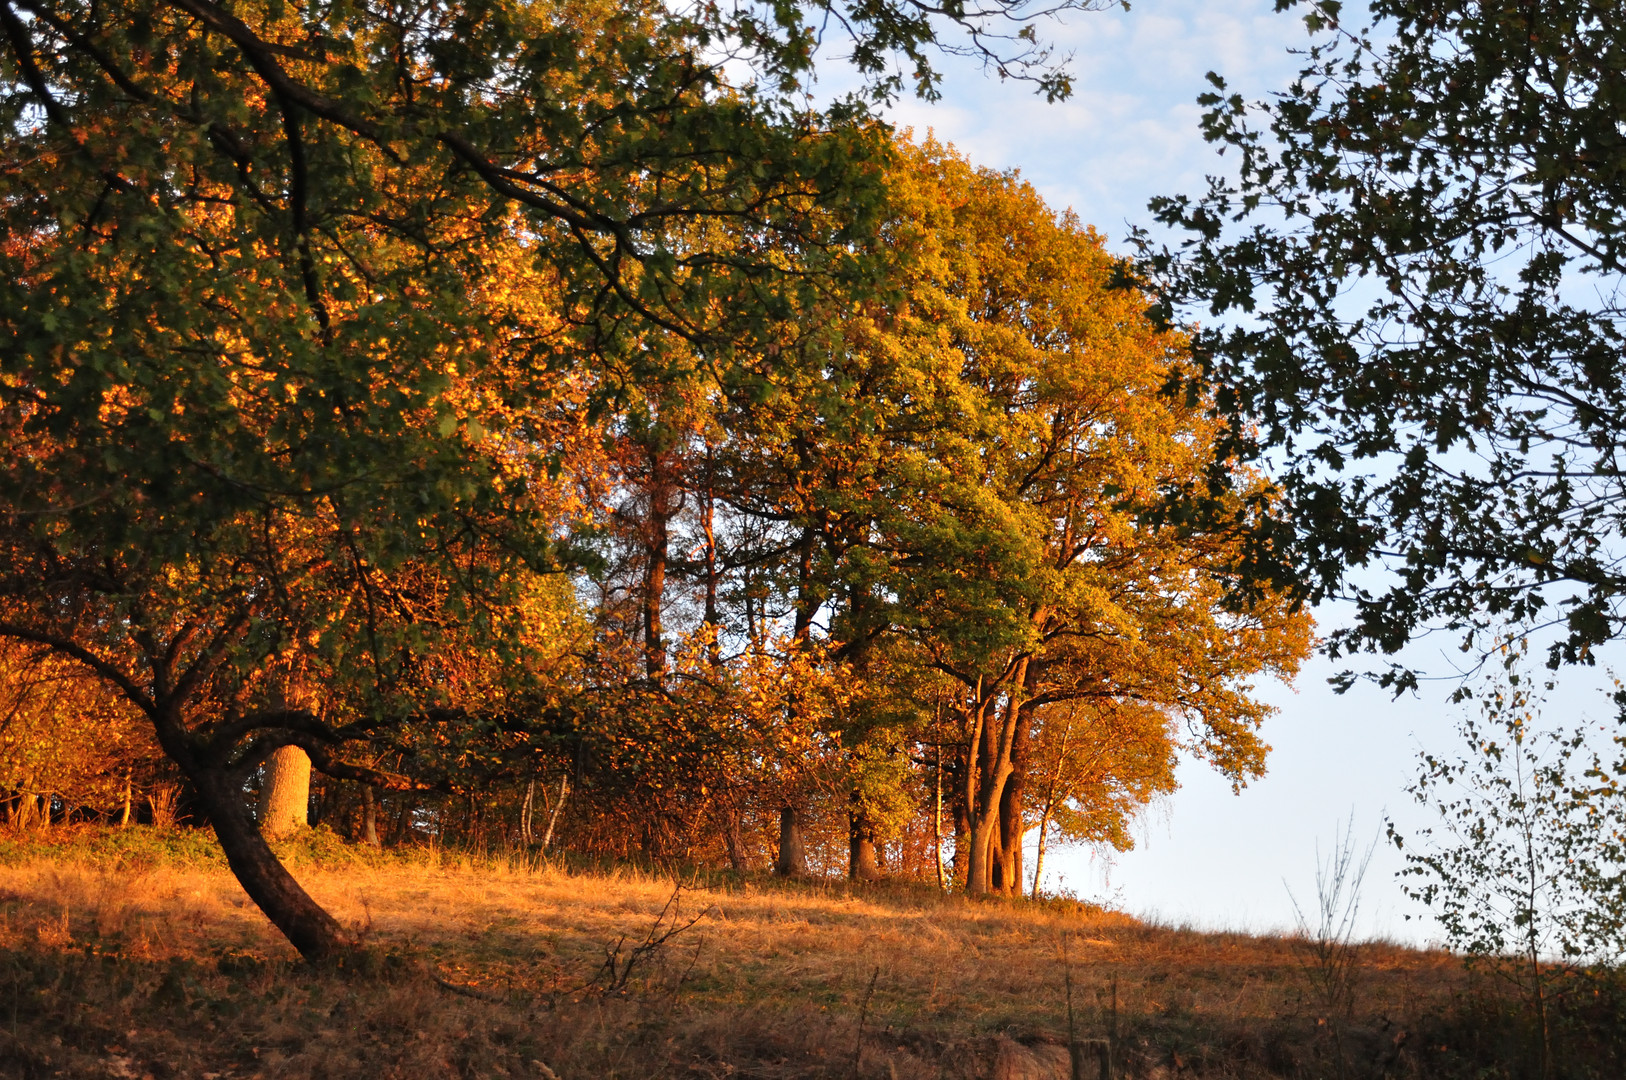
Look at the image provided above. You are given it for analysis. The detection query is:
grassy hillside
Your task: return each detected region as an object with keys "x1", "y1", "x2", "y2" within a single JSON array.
[{"x1": 0, "y1": 827, "x2": 1597, "y2": 1078}]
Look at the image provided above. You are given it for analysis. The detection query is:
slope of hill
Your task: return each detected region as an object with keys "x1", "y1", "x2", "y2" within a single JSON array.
[{"x1": 0, "y1": 827, "x2": 1566, "y2": 1078}]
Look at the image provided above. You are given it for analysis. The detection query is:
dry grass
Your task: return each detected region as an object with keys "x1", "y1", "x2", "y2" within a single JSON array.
[{"x1": 0, "y1": 826, "x2": 1582, "y2": 1079}]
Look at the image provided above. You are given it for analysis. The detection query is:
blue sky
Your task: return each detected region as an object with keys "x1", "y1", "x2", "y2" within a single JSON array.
[{"x1": 849, "y1": 0, "x2": 1626, "y2": 943}]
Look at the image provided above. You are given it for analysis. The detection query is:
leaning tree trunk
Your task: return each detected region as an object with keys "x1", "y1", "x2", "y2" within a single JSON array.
[
  {"x1": 192, "y1": 766, "x2": 353, "y2": 962},
  {"x1": 775, "y1": 806, "x2": 808, "y2": 877},
  {"x1": 1031, "y1": 807, "x2": 1054, "y2": 901},
  {"x1": 259, "y1": 744, "x2": 312, "y2": 839}
]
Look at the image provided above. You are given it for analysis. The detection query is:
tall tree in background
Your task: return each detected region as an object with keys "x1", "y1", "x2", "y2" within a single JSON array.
[
  {"x1": 787, "y1": 141, "x2": 1313, "y2": 896},
  {"x1": 1145, "y1": 0, "x2": 1626, "y2": 683}
]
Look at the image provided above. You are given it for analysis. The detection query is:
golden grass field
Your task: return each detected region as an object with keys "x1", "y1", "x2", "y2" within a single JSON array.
[{"x1": 0, "y1": 827, "x2": 1556, "y2": 1079}]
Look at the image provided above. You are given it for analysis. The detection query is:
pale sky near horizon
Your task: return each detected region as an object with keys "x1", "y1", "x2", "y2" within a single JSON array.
[{"x1": 837, "y1": 0, "x2": 1626, "y2": 945}]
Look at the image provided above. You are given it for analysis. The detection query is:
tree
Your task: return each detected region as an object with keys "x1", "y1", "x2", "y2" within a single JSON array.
[
  {"x1": 0, "y1": 0, "x2": 886, "y2": 961},
  {"x1": 810, "y1": 140, "x2": 1314, "y2": 896},
  {"x1": 1143, "y1": 0, "x2": 1626, "y2": 683},
  {"x1": 1027, "y1": 697, "x2": 1178, "y2": 898},
  {"x1": 0, "y1": 0, "x2": 1259, "y2": 955},
  {"x1": 0, "y1": 637, "x2": 162, "y2": 826},
  {"x1": 1390, "y1": 645, "x2": 1626, "y2": 1076}
]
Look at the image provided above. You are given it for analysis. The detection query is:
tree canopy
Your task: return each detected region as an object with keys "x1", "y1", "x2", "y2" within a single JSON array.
[
  {"x1": 1143, "y1": 0, "x2": 1626, "y2": 685},
  {"x1": 3, "y1": 0, "x2": 1305, "y2": 960}
]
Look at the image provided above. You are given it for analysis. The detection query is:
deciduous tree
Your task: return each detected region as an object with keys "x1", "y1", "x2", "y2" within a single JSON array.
[
  {"x1": 1144, "y1": 0, "x2": 1626, "y2": 683},
  {"x1": 826, "y1": 141, "x2": 1313, "y2": 895}
]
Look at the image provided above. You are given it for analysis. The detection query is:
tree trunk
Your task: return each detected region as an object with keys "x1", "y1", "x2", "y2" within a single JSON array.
[
  {"x1": 724, "y1": 803, "x2": 752, "y2": 872},
  {"x1": 702, "y1": 461, "x2": 723, "y2": 670},
  {"x1": 965, "y1": 695, "x2": 1002, "y2": 896},
  {"x1": 963, "y1": 663, "x2": 1028, "y2": 897},
  {"x1": 792, "y1": 521, "x2": 819, "y2": 642},
  {"x1": 1031, "y1": 807, "x2": 1053, "y2": 901},
  {"x1": 119, "y1": 775, "x2": 132, "y2": 828},
  {"x1": 540, "y1": 773, "x2": 570, "y2": 852},
  {"x1": 951, "y1": 784, "x2": 972, "y2": 891},
  {"x1": 520, "y1": 778, "x2": 535, "y2": 846},
  {"x1": 993, "y1": 716, "x2": 1032, "y2": 897},
  {"x1": 642, "y1": 450, "x2": 674, "y2": 680},
  {"x1": 359, "y1": 783, "x2": 381, "y2": 847},
  {"x1": 848, "y1": 806, "x2": 882, "y2": 881},
  {"x1": 259, "y1": 745, "x2": 311, "y2": 839},
  {"x1": 195, "y1": 766, "x2": 353, "y2": 962},
  {"x1": 934, "y1": 742, "x2": 947, "y2": 891},
  {"x1": 775, "y1": 806, "x2": 808, "y2": 877}
]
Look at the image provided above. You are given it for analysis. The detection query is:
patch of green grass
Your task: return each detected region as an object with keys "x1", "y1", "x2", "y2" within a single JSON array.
[{"x1": 0, "y1": 823, "x2": 225, "y2": 871}]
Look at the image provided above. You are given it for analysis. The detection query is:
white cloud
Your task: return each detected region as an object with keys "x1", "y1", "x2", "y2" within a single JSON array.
[{"x1": 875, "y1": 0, "x2": 1315, "y2": 245}]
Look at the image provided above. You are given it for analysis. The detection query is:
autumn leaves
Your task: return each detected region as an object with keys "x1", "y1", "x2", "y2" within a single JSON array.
[{"x1": 0, "y1": 0, "x2": 1305, "y2": 960}]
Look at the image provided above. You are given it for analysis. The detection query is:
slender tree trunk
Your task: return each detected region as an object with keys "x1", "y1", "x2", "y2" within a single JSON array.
[
  {"x1": 119, "y1": 775, "x2": 132, "y2": 828},
  {"x1": 951, "y1": 770, "x2": 972, "y2": 891},
  {"x1": 792, "y1": 524, "x2": 818, "y2": 641},
  {"x1": 724, "y1": 810, "x2": 751, "y2": 872},
  {"x1": 934, "y1": 739, "x2": 947, "y2": 891},
  {"x1": 644, "y1": 522, "x2": 668, "y2": 678},
  {"x1": 1031, "y1": 705, "x2": 1077, "y2": 901},
  {"x1": 520, "y1": 778, "x2": 535, "y2": 846},
  {"x1": 775, "y1": 806, "x2": 808, "y2": 877},
  {"x1": 360, "y1": 784, "x2": 381, "y2": 848},
  {"x1": 642, "y1": 451, "x2": 673, "y2": 680},
  {"x1": 540, "y1": 773, "x2": 570, "y2": 852},
  {"x1": 258, "y1": 745, "x2": 312, "y2": 839},
  {"x1": 1031, "y1": 807, "x2": 1053, "y2": 901},
  {"x1": 390, "y1": 796, "x2": 414, "y2": 845},
  {"x1": 957, "y1": 691, "x2": 985, "y2": 893},
  {"x1": 702, "y1": 460, "x2": 722, "y2": 670}
]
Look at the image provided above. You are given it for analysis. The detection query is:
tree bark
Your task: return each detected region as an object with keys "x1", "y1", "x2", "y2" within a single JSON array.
[
  {"x1": 540, "y1": 773, "x2": 570, "y2": 852},
  {"x1": 993, "y1": 710, "x2": 1033, "y2": 896},
  {"x1": 702, "y1": 457, "x2": 723, "y2": 670},
  {"x1": 194, "y1": 765, "x2": 353, "y2": 962},
  {"x1": 963, "y1": 660, "x2": 1028, "y2": 896},
  {"x1": 1031, "y1": 808, "x2": 1053, "y2": 901},
  {"x1": 724, "y1": 802, "x2": 752, "y2": 872},
  {"x1": 848, "y1": 805, "x2": 882, "y2": 881},
  {"x1": 951, "y1": 777, "x2": 972, "y2": 891},
  {"x1": 934, "y1": 741, "x2": 947, "y2": 891},
  {"x1": 792, "y1": 523, "x2": 819, "y2": 641},
  {"x1": 359, "y1": 783, "x2": 381, "y2": 847},
  {"x1": 775, "y1": 806, "x2": 807, "y2": 877},
  {"x1": 258, "y1": 744, "x2": 312, "y2": 839},
  {"x1": 642, "y1": 448, "x2": 674, "y2": 680}
]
